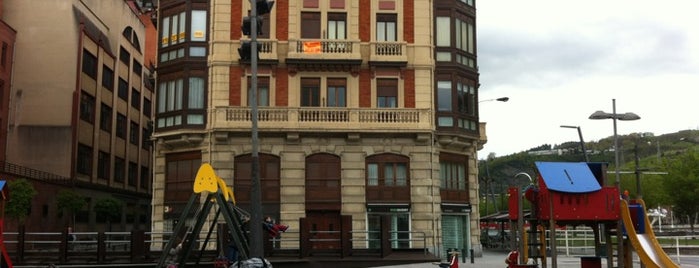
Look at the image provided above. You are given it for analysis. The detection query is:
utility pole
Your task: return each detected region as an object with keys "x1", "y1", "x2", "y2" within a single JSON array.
[{"x1": 240, "y1": 0, "x2": 275, "y2": 258}]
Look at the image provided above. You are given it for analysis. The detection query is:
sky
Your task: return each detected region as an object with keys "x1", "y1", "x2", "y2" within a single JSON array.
[{"x1": 476, "y1": 0, "x2": 699, "y2": 159}]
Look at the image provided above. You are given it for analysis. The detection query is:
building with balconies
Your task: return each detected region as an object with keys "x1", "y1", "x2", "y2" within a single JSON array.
[
  {"x1": 1, "y1": 0, "x2": 156, "y2": 232},
  {"x1": 152, "y1": 0, "x2": 483, "y2": 257}
]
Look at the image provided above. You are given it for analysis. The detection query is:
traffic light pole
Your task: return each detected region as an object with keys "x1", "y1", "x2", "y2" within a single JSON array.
[{"x1": 249, "y1": 0, "x2": 263, "y2": 258}]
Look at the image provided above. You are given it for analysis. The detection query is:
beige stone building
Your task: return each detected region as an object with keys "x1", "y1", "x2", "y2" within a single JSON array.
[
  {"x1": 152, "y1": 0, "x2": 485, "y2": 257},
  {"x1": 2, "y1": 0, "x2": 155, "y2": 231}
]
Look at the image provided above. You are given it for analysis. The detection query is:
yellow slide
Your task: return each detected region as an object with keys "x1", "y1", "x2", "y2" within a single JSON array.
[{"x1": 620, "y1": 199, "x2": 679, "y2": 268}]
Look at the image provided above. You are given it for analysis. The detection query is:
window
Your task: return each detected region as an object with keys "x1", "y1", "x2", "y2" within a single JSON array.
[
  {"x1": 140, "y1": 166, "x2": 150, "y2": 190},
  {"x1": 437, "y1": 81, "x2": 452, "y2": 112},
  {"x1": 133, "y1": 59, "x2": 142, "y2": 77},
  {"x1": 436, "y1": 17, "x2": 451, "y2": 47},
  {"x1": 457, "y1": 82, "x2": 476, "y2": 115},
  {"x1": 118, "y1": 78, "x2": 129, "y2": 101},
  {"x1": 366, "y1": 154, "x2": 409, "y2": 187},
  {"x1": 143, "y1": 98, "x2": 152, "y2": 118},
  {"x1": 247, "y1": 77, "x2": 269, "y2": 107},
  {"x1": 160, "y1": 8, "x2": 208, "y2": 62},
  {"x1": 79, "y1": 92, "x2": 95, "y2": 123},
  {"x1": 130, "y1": 121, "x2": 139, "y2": 145},
  {"x1": 460, "y1": 0, "x2": 474, "y2": 6},
  {"x1": 116, "y1": 113, "x2": 127, "y2": 139},
  {"x1": 156, "y1": 77, "x2": 206, "y2": 128},
  {"x1": 327, "y1": 13, "x2": 346, "y2": 40},
  {"x1": 98, "y1": 151, "x2": 110, "y2": 180},
  {"x1": 114, "y1": 157, "x2": 125, "y2": 183},
  {"x1": 77, "y1": 143, "x2": 93, "y2": 175},
  {"x1": 300, "y1": 78, "x2": 320, "y2": 107},
  {"x1": 300, "y1": 12, "x2": 321, "y2": 38},
  {"x1": 188, "y1": 77, "x2": 205, "y2": 124},
  {"x1": 441, "y1": 161, "x2": 466, "y2": 190},
  {"x1": 191, "y1": 10, "x2": 208, "y2": 42},
  {"x1": 142, "y1": 126, "x2": 151, "y2": 149},
  {"x1": 368, "y1": 211, "x2": 410, "y2": 249},
  {"x1": 100, "y1": 103, "x2": 112, "y2": 132},
  {"x1": 437, "y1": 75, "x2": 478, "y2": 130},
  {"x1": 376, "y1": 14, "x2": 397, "y2": 42},
  {"x1": 326, "y1": 78, "x2": 346, "y2": 107},
  {"x1": 128, "y1": 162, "x2": 138, "y2": 186},
  {"x1": 119, "y1": 46, "x2": 130, "y2": 66},
  {"x1": 82, "y1": 50, "x2": 98, "y2": 79},
  {"x1": 435, "y1": 16, "x2": 451, "y2": 61},
  {"x1": 131, "y1": 89, "x2": 141, "y2": 110},
  {"x1": 102, "y1": 65, "x2": 114, "y2": 90},
  {"x1": 377, "y1": 78, "x2": 397, "y2": 108},
  {"x1": 455, "y1": 18, "x2": 474, "y2": 54},
  {"x1": 440, "y1": 153, "x2": 469, "y2": 202}
]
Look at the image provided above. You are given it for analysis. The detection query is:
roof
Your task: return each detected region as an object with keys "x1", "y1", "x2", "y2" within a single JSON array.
[{"x1": 535, "y1": 162, "x2": 601, "y2": 193}]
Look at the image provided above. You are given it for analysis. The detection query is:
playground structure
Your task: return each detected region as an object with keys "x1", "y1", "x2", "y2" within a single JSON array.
[
  {"x1": 507, "y1": 162, "x2": 679, "y2": 268},
  {"x1": 157, "y1": 163, "x2": 251, "y2": 268}
]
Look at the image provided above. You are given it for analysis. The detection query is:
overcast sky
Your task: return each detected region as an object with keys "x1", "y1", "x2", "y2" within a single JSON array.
[{"x1": 476, "y1": 0, "x2": 699, "y2": 158}]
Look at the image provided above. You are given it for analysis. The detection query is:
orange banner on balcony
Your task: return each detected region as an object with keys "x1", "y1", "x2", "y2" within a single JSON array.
[{"x1": 303, "y1": 41, "x2": 321, "y2": 53}]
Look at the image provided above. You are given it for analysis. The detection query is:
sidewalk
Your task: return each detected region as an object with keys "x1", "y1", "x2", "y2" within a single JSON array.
[
  {"x1": 373, "y1": 250, "x2": 593, "y2": 268},
  {"x1": 373, "y1": 250, "x2": 699, "y2": 268}
]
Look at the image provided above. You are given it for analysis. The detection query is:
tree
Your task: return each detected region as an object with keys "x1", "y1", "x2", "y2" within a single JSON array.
[
  {"x1": 94, "y1": 197, "x2": 122, "y2": 231},
  {"x1": 662, "y1": 148, "x2": 699, "y2": 233},
  {"x1": 57, "y1": 189, "x2": 87, "y2": 228},
  {"x1": 6, "y1": 178, "x2": 37, "y2": 226}
]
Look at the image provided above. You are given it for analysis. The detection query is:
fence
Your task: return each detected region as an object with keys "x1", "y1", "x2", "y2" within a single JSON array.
[{"x1": 2, "y1": 228, "x2": 431, "y2": 265}]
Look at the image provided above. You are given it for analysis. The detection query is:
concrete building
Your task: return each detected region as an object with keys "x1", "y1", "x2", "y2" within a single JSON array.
[
  {"x1": 0, "y1": 0, "x2": 16, "y2": 165},
  {"x1": 1, "y1": 0, "x2": 156, "y2": 232},
  {"x1": 152, "y1": 0, "x2": 485, "y2": 257}
]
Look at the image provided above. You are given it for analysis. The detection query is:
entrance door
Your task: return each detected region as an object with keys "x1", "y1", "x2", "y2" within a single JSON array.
[{"x1": 306, "y1": 211, "x2": 342, "y2": 250}]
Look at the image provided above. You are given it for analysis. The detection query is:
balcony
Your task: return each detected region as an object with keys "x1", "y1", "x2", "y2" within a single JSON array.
[
  {"x1": 286, "y1": 39, "x2": 362, "y2": 73},
  {"x1": 369, "y1": 41, "x2": 408, "y2": 66},
  {"x1": 212, "y1": 107, "x2": 431, "y2": 132},
  {"x1": 237, "y1": 39, "x2": 278, "y2": 63}
]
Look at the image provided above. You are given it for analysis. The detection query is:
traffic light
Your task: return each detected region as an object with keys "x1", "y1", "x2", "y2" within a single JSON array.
[
  {"x1": 239, "y1": 0, "x2": 275, "y2": 61},
  {"x1": 238, "y1": 41, "x2": 260, "y2": 61},
  {"x1": 241, "y1": 1, "x2": 275, "y2": 36},
  {"x1": 256, "y1": 0, "x2": 275, "y2": 16},
  {"x1": 242, "y1": 17, "x2": 262, "y2": 36}
]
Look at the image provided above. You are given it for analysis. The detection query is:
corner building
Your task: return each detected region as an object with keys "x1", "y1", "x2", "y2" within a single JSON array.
[{"x1": 153, "y1": 0, "x2": 483, "y2": 256}]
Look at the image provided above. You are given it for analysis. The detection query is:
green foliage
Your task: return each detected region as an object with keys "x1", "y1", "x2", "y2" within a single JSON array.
[
  {"x1": 57, "y1": 189, "x2": 87, "y2": 219},
  {"x1": 5, "y1": 178, "x2": 37, "y2": 224},
  {"x1": 94, "y1": 197, "x2": 123, "y2": 222},
  {"x1": 662, "y1": 148, "x2": 699, "y2": 231}
]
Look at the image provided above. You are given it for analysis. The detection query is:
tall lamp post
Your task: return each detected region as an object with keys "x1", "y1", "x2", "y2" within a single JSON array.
[
  {"x1": 560, "y1": 125, "x2": 589, "y2": 162},
  {"x1": 589, "y1": 99, "x2": 640, "y2": 268}
]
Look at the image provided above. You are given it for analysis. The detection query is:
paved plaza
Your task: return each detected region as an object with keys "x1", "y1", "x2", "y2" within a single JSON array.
[{"x1": 373, "y1": 250, "x2": 699, "y2": 268}]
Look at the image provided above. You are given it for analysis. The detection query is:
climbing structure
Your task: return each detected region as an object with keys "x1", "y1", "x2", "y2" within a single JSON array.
[
  {"x1": 508, "y1": 162, "x2": 620, "y2": 268},
  {"x1": 156, "y1": 164, "x2": 250, "y2": 268},
  {"x1": 508, "y1": 161, "x2": 679, "y2": 268}
]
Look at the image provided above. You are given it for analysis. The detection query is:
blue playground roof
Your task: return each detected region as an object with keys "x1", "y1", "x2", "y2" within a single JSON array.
[
  {"x1": 0, "y1": 180, "x2": 5, "y2": 190},
  {"x1": 535, "y1": 162, "x2": 602, "y2": 193}
]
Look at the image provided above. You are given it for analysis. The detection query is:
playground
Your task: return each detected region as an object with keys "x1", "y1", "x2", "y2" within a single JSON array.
[{"x1": 503, "y1": 161, "x2": 680, "y2": 268}]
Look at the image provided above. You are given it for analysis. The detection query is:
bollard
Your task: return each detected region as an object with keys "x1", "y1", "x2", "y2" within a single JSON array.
[{"x1": 470, "y1": 249, "x2": 474, "y2": 263}]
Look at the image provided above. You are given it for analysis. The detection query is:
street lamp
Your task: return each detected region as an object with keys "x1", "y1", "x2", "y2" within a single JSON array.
[
  {"x1": 479, "y1": 97, "x2": 509, "y2": 103},
  {"x1": 560, "y1": 125, "x2": 589, "y2": 162},
  {"x1": 589, "y1": 99, "x2": 640, "y2": 268}
]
